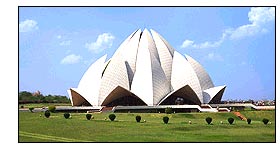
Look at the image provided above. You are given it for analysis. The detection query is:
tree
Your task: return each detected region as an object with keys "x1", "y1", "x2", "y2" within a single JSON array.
[
  {"x1": 19, "y1": 91, "x2": 70, "y2": 104},
  {"x1": 136, "y1": 115, "x2": 141, "y2": 122},
  {"x1": 165, "y1": 107, "x2": 172, "y2": 114},
  {"x1": 163, "y1": 116, "x2": 169, "y2": 124},
  {"x1": 205, "y1": 117, "x2": 212, "y2": 125},
  {"x1": 228, "y1": 118, "x2": 234, "y2": 125},
  {"x1": 19, "y1": 91, "x2": 33, "y2": 101},
  {"x1": 109, "y1": 114, "x2": 116, "y2": 121},
  {"x1": 86, "y1": 114, "x2": 92, "y2": 120}
]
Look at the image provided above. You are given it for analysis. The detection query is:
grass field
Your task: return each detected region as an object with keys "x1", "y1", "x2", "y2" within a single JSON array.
[{"x1": 19, "y1": 110, "x2": 275, "y2": 142}]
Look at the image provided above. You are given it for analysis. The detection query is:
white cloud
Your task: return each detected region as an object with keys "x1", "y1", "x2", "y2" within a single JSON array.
[
  {"x1": 59, "y1": 40, "x2": 71, "y2": 46},
  {"x1": 181, "y1": 35, "x2": 225, "y2": 49},
  {"x1": 181, "y1": 40, "x2": 194, "y2": 48},
  {"x1": 60, "y1": 54, "x2": 82, "y2": 64},
  {"x1": 19, "y1": 19, "x2": 39, "y2": 32},
  {"x1": 85, "y1": 33, "x2": 115, "y2": 53},
  {"x1": 206, "y1": 53, "x2": 223, "y2": 61},
  {"x1": 181, "y1": 33, "x2": 226, "y2": 49},
  {"x1": 230, "y1": 7, "x2": 275, "y2": 39},
  {"x1": 180, "y1": 7, "x2": 275, "y2": 49},
  {"x1": 248, "y1": 7, "x2": 275, "y2": 25},
  {"x1": 56, "y1": 35, "x2": 62, "y2": 39},
  {"x1": 207, "y1": 53, "x2": 215, "y2": 59}
]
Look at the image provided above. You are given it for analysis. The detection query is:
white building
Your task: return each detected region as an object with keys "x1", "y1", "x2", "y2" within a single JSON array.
[{"x1": 68, "y1": 29, "x2": 226, "y2": 106}]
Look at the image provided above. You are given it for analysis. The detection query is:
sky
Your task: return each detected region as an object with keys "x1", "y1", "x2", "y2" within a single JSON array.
[{"x1": 19, "y1": 7, "x2": 275, "y2": 101}]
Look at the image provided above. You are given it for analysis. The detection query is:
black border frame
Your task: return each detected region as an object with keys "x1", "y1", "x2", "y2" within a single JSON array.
[{"x1": 18, "y1": 6, "x2": 276, "y2": 143}]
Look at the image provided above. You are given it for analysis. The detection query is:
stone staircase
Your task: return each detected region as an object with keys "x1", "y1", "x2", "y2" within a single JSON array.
[{"x1": 100, "y1": 106, "x2": 114, "y2": 112}]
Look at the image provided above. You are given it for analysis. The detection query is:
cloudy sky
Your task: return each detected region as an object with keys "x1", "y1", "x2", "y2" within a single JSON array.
[{"x1": 19, "y1": 7, "x2": 275, "y2": 100}]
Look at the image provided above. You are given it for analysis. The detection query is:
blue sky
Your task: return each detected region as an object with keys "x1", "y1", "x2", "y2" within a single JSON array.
[{"x1": 19, "y1": 7, "x2": 275, "y2": 100}]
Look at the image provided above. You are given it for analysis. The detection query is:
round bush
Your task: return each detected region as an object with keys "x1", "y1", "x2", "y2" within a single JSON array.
[
  {"x1": 163, "y1": 116, "x2": 169, "y2": 124},
  {"x1": 48, "y1": 105, "x2": 56, "y2": 113},
  {"x1": 247, "y1": 118, "x2": 252, "y2": 124},
  {"x1": 205, "y1": 117, "x2": 212, "y2": 125},
  {"x1": 64, "y1": 113, "x2": 70, "y2": 119},
  {"x1": 29, "y1": 107, "x2": 34, "y2": 113},
  {"x1": 228, "y1": 117, "x2": 234, "y2": 124},
  {"x1": 165, "y1": 107, "x2": 172, "y2": 114},
  {"x1": 136, "y1": 115, "x2": 141, "y2": 122},
  {"x1": 44, "y1": 110, "x2": 50, "y2": 118},
  {"x1": 20, "y1": 105, "x2": 24, "y2": 108},
  {"x1": 262, "y1": 118, "x2": 269, "y2": 125},
  {"x1": 86, "y1": 114, "x2": 92, "y2": 120},
  {"x1": 109, "y1": 114, "x2": 116, "y2": 121}
]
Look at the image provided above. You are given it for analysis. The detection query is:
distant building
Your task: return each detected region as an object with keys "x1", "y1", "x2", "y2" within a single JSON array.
[
  {"x1": 32, "y1": 90, "x2": 41, "y2": 96},
  {"x1": 68, "y1": 29, "x2": 226, "y2": 106}
]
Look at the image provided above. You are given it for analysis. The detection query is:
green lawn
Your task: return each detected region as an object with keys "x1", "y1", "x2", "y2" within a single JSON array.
[{"x1": 19, "y1": 110, "x2": 275, "y2": 142}]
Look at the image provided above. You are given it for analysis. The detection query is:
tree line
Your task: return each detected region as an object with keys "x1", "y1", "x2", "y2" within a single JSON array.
[{"x1": 19, "y1": 91, "x2": 70, "y2": 104}]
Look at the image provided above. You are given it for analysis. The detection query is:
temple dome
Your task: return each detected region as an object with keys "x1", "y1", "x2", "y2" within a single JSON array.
[{"x1": 68, "y1": 29, "x2": 226, "y2": 106}]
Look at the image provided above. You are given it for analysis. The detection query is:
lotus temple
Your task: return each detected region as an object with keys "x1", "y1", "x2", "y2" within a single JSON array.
[{"x1": 67, "y1": 28, "x2": 226, "y2": 111}]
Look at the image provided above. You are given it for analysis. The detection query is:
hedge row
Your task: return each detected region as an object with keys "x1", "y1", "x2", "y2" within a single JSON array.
[
  {"x1": 41, "y1": 112, "x2": 271, "y2": 125},
  {"x1": 204, "y1": 117, "x2": 270, "y2": 125}
]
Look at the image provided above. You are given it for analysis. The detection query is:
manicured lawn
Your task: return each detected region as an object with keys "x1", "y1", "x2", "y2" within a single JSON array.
[{"x1": 19, "y1": 110, "x2": 275, "y2": 142}]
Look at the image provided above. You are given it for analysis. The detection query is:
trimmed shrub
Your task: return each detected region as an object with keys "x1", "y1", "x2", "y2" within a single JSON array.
[
  {"x1": 163, "y1": 116, "x2": 169, "y2": 124},
  {"x1": 262, "y1": 118, "x2": 269, "y2": 125},
  {"x1": 29, "y1": 107, "x2": 34, "y2": 113},
  {"x1": 48, "y1": 105, "x2": 56, "y2": 113},
  {"x1": 86, "y1": 114, "x2": 92, "y2": 120},
  {"x1": 205, "y1": 117, "x2": 212, "y2": 125},
  {"x1": 228, "y1": 117, "x2": 234, "y2": 124},
  {"x1": 136, "y1": 115, "x2": 141, "y2": 122},
  {"x1": 44, "y1": 110, "x2": 50, "y2": 118},
  {"x1": 247, "y1": 118, "x2": 252, "y2": 124},
  {"x1": 20, "y1": 105, "x2": 24, "y2": 108},
  {"x1": 64, "y1": 113, "x2": 70, "y2": 119},
  {"x1": 165, "y1": 107, "x2": 172, "y2": 114},
  {"x1": 109, "y1": 114, "x2": 116, "y2": 121}
]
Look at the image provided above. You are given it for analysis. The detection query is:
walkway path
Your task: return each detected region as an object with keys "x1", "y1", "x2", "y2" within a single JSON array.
[{"x1": 19, "y1": 131, "x2": 91, "y2": 142}]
